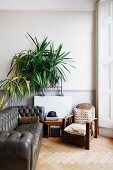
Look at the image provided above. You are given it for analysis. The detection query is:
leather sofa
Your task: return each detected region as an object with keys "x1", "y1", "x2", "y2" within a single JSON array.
[{"x1": 0, "y1": 106, "x2": 45, "y2": 170}]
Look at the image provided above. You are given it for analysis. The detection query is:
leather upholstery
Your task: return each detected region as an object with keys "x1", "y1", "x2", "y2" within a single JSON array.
[
  {"x1": 0, "y1": 106, "x2": 44, "y2": 170},
  {"x1": 0, "y1": 158, "x2": 29, "y2": 170},
  {"x1": 0, "y1": 131, "x2": 33, "y2": 159},
  {"x1": 16, "y1": 122, "x2": 43, "y2": 170},
  {"x1": 18, "y1": 106, "x2": 44, "y2": 122},
  {"x1": 0, "y1": 107, "x2": 19, "y2": 131}
]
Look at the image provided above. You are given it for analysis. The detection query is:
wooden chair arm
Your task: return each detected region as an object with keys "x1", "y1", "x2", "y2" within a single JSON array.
[
  {"x1": 62, "y1": 114, "x2": 74, "y2": 129},
  {"x1": 63, "y1": 114, "x2": 73, "y2": 120},
  {"x1": 86, "y1": 118, "x2": 97, "y2": 133}
]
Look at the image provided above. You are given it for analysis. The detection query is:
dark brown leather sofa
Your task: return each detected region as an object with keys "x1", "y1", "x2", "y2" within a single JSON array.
[{"x1": 0, "y1": 106, "x2": 45, "y2": 170}]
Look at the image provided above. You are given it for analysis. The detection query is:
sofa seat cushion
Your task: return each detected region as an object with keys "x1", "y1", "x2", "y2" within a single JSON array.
[
  {"x1": 64, "y1": 123, "x2": 86, "y2": 136},
  {"x1": 15, "y1": 122, "x2": 43, "y2": 140},
  {"x1": 0, "y1": 131, "x2": 33, "y2": 159},
  {"x1": 15, "y1": 123, "x2": 43, "y2": 151}
]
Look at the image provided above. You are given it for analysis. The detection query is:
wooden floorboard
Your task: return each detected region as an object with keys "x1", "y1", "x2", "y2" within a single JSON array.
[{"x1": 36, "y1": 136, "x2": 113, "y2": 170}]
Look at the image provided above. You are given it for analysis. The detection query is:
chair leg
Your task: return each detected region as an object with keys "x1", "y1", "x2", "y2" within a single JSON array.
[
  {"x1": 85, "y1": 122, "x2": 90, "y2": 150},
  {"x1": 85, "y1": 142, "x2": 90, "y2": 150},
  {"x1": 62, "y1": 137, "x2": 64, "y2": 143},
  {"x1": 62, "y1": 132, "x2": 65, "y2": 143},
  {"x1": 94, "y1": 119, "x2": 98, "y2": 138}
]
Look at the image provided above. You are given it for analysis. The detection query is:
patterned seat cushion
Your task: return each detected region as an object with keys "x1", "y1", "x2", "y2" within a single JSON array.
[
  {"x1": 64, "y1": 123, "x2": 86, "y2": 136},
  {"x1": 73, "y1": 108, "x2": 95, "y2": 124}
]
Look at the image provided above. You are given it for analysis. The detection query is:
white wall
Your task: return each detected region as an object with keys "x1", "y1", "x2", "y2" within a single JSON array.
[{"x1": 0, "y1": 11, "x2": 95, "y2": 91}]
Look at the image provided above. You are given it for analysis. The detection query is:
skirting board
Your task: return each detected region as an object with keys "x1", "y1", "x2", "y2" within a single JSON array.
[{"x1": 99, "y1": 127, "x2": 113, "y2": 138}]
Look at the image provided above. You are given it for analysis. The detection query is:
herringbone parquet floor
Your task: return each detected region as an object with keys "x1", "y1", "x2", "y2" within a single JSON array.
[{"x1": 36, "y1": 136, "x2": 113, "y2": 170}]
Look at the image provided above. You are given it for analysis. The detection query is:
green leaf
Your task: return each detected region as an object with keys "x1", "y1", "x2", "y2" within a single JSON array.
[{"x1": 0, "y1": 33, "x2": 75, "y2": 108}]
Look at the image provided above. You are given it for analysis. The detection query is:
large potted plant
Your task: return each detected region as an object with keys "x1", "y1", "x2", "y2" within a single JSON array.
[{"x1": 0, "y1": 33, "x2": 74, "y2": 109}]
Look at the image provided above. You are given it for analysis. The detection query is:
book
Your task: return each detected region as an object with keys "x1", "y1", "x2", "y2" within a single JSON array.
[{"x1": 45, "y1": 117, "x2": 58, "y2": 121}]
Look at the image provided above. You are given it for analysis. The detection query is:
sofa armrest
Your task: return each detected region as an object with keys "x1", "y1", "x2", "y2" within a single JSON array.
[{"x1": 0, "y1": 131, "x2": 33, "y2": 160}]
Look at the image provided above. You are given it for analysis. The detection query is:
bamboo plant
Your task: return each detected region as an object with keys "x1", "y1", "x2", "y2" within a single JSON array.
[{"x1": 0, "y1": 33, "x2": 74, "y2": 109}]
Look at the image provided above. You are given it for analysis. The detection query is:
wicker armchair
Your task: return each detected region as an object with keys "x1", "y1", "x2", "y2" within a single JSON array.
[{"x1": 62, "y1": 103, "x2": 98, "y2": 150}]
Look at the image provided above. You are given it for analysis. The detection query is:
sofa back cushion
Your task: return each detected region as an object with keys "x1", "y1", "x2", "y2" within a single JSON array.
[
  {"x1": 18, "y1": 106, "x2": 44, "y2": 123},
  {"x1": 0, "y1": 107, "x2": 19, "y2": 131},
  {"x1": 0, "y1": 106, "x2": 45, "y2": 131}
]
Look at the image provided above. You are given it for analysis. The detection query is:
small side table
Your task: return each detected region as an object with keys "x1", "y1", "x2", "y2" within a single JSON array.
[{"x1": 44, "y1": 118, "x2": 63, "y2": 137}]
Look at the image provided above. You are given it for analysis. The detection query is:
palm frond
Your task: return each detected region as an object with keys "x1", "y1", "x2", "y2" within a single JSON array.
[{"x1": 0, "y1": 33, "x2": 75, "y2": 108}]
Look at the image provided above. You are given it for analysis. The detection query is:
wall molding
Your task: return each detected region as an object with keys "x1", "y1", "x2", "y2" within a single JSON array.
[
  {"x1": 0, "y1": 88, "x2": 96, "y2": 103},
  {"x1": 0, "y1": 89, "x2": 96, "y2": 92},
  {"x1": 29, "y1": 90, "x2": 95, "y2": 106},
  {"x1": 0, "y1": 0, "x2": 97, "y2": 11},
  {"x1": 0, "y1": 89, "x2": 96, "y2": 107},
  {"x1": 59, "y1": 89, "x2": 95, "y2": 92},
  {"x1": 0, "y1": 9, "x2": 95, "y2": 12},
  {"x1": 40, "y1": 89, "x2": 95, "y2": 92}
]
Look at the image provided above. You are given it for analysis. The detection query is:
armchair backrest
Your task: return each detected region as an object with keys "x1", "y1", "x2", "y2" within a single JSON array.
[{"x1": 73, "y1": 103, "x2": 95, "y2": 124}]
